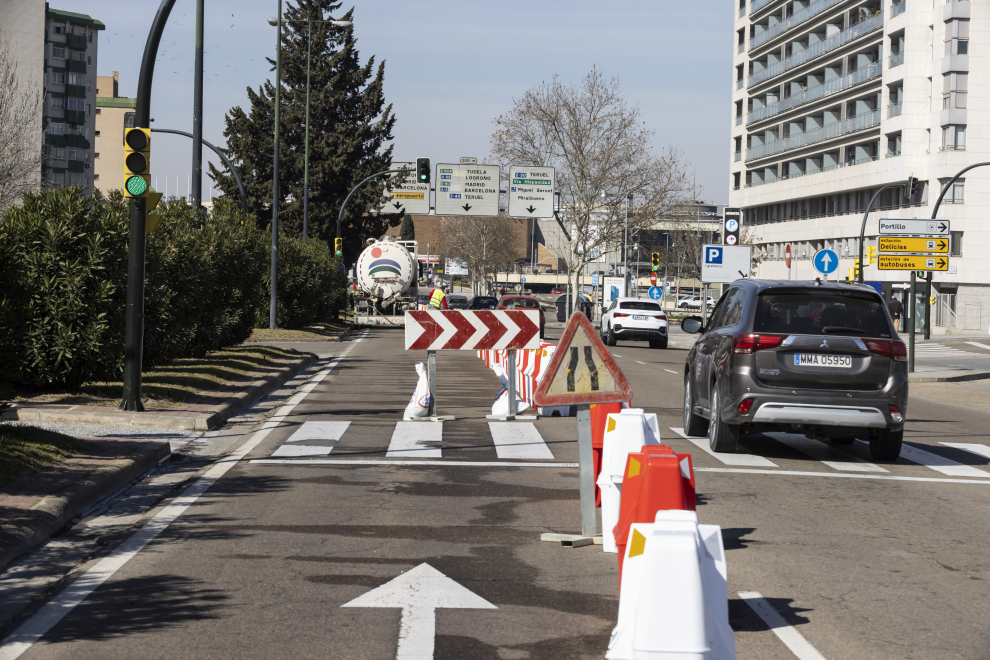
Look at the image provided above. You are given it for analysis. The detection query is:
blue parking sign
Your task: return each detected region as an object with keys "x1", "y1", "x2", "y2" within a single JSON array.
[{"x1": 705, "y1": 247, "x2": 723, "y2": 264}]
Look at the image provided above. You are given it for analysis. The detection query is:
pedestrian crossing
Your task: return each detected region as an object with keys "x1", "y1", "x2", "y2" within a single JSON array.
[
  {"x1": 669, "y1": 427, "x2": 990, "y2": 481},
  {"x1": 914, "y1": 343, "x2": 983, "y2": 358}
]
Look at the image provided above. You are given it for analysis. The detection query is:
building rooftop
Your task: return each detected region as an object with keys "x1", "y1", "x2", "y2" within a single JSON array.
[
  {"x1": 46, "y1": 4, "x2": 106, "y2": 30},
  {"x1": 96, "y1": 97, "x2": 136, "y2": 108}
]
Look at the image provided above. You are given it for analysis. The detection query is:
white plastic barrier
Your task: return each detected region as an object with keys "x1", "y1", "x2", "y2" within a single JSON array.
[
  {"x1": 607, "y1": 510, "x2": 736, "y2": 660},
  {"x1": 597, "y1": 409, "x2": 661, "y2": 554},
  {"x1": 479, "y1": 343, "x2": 574, "y2": 416}
]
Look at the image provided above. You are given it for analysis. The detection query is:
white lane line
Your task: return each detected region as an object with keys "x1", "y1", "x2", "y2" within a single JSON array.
[
  {"x1": 635, "y1": 361, "x2": 646, "y2": 365},
  {"x1": 387, "y1": 422, "x2": 443, "y2": 458},
  {"x1": 250, "y1": 459, "x2": 578, "y2": 468},
  {"x1": 768, "y1": 434, "x2": 887, "y2": 472},
  {"x1": 964, "y1": 341, "x2": 990, "y2": 352},
  {"x1": 695, "y1": 467, "x2": 990, "y2": 484},
  {"x1": 939, "y1": 442, "x2": 990, "y2": 461},
  {"x1": 670, "y1": 427, "x2": 778, "y2": 467},
  {"x1": 738, "y1": 591, "x2": 827, "y2": 660},
  {"x1": 663, "y1": 369, "x2": 678, "y2": 374},
  {"x1": 854, "y1": 440, "x2": 990, "y2": 478},
  {"x1": 488, "y1": 422, "x2": 554, "y2": 460},
  {"x1": 0, "y1": 350, "x2": 354, "y2": 660}
]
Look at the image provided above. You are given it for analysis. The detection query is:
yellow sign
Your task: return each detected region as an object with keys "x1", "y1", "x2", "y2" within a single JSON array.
[
  {"x1": 393, "y1": 192, "x2": 425, "y2": 200},
  {"x1": 878, "y1": 255, "x2": 949, "y2": 271},
  {"x1": 879, "y1": 236, "x2": 949, "y2": 254}
]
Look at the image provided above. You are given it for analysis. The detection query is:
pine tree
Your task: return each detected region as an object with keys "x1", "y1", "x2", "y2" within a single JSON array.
[
  {"x1": 209, "y1": 0, "x2": 400, "y2": 259},
  {"x1": 399, "y1": 214, "x2": 415, "y2": 241}
]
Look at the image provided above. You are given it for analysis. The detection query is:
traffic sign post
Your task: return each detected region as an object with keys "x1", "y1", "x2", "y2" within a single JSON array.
[
  {"x1": 508, "y1": 165, "x2": 555, "y2": 218},
  {"x1": 813, "y1": 249, "x2": 838, "y2": 277},
  {"x1": 370, "y1": 162, "x2": 431, "y2": 215},
  {"x1": 534, "y1": 312, "x2": 632, "y2": 544},
  {"x1": 435, "y1": 163, "x2": 500, "y2": 216}
]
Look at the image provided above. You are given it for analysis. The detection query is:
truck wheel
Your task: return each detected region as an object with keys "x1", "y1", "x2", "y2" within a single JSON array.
[
  {"x1": 708, "y1": 387, "x2": 739, "y2": 453},
  {"x1": 869, "y1": 429, "x2": 903, "y2": 461},
  {"x1": 683, "y1": 378, "x2": 709, "y2": 437}
]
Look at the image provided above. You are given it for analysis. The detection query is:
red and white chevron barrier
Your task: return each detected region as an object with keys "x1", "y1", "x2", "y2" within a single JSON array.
[
  {"x1": 478, "y1": 342, "x2": 567, "y2": 415},
  {"x1": 405, "y1": 310, "x2": 541, "y2": 351}
]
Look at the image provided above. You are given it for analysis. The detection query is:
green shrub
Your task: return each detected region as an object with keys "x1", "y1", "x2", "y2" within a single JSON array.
[{"x1": 258, "y1": 233, "x2": 346, "y2": 329}]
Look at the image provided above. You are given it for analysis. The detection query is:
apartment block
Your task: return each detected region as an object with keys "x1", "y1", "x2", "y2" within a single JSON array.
[
  {"x1": 729, "y1": 0, "x2": 987, "y2": 334},
  {"x1": 94, "y1": 71, "x2": 136, "y2": 195}
]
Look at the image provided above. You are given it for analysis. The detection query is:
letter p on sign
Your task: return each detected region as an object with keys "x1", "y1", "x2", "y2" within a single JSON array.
[{"x1": 706, "y1": 248, "x2": 723, "y2": 264}]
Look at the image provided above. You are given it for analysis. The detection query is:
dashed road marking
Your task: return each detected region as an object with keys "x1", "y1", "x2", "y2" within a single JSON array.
[
  {"x1": 738, "y1": 591, "x2": 827, "y2": 660},
  {"x1": 663, "y1": 369, "x2": 678, "y2": 374},
  {"x1": 696, "y1": 467, "x2": 990, "y2": 484},
  {"x1": 488, "y1": 422, "x2": 554, "y2": 459},
  {"x1": 250, "y1": 459, "x2": 578, "y2": 468},
  {"x1": 768, "y1": 434, "x2": 887, "y2": 472},
  {"x1": 670, "y1": 427, "x2": 778, "y2": 467}
]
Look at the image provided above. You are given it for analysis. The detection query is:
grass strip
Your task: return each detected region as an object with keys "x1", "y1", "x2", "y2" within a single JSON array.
[
  {"x1": 248, "y1": 322, "x2": 349, "y2": 340},
  {"x1": 0, "y1": 424, "x2": 94, "y2": 483}
]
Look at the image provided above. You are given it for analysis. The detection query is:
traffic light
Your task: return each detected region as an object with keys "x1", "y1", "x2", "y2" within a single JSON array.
[
  {"x1": 867, "y1": 245, "x2": 878, "y2": 265},
  {"x1": 416, "y1": 157, "x2": 430, "y2": 185},
  {"x1": 335, "y1": 237, "x2": 343, "y2": 256},
  {"x1": 123, "y1": 128, "x2": 151, "y2": 198},
  {"x1": 853, "y1": 258, "x2": 860, "y2": 280},
  {"x1": 651, "y1": 252, "x2": 660, "y2": 271},
  {"x1": 905, "y1": 175, "x2": 919, "y2": 199}
]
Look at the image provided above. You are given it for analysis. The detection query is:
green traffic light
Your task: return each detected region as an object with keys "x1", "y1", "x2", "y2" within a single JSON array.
[
  {"x1": 125, "y1": 175, "x2": 147, "y2": 196},
  {"x1": 335, "y1": 250, "x2": 342, "y2": 256}
]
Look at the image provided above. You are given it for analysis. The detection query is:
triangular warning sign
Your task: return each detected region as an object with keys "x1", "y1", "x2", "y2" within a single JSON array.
[{"x1": 533, "y1": 312, "x2": 632, "y2": 407}]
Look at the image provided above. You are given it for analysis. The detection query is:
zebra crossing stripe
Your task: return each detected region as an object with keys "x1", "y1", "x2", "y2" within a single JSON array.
[
  {"x1": 855, "y1": 440, "x2": 990, "y2": 478},
  {"x1": 386, "y1": 422, "x2": 443, "y2": 458},
  {"x1": 939, "y1": 442, "x2": 990, "y2": 461},
  {"x1": 669, "y1": 428, "x2": 778, "y2": 467},
  {"x1": 768, "y1": 434, "x2": 887, "y2": 472},
  {"x1": 488, "y1": 422, "x2": 554, "y2": 460}
]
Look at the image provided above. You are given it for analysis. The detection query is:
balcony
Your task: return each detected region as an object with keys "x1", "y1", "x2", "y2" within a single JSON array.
[
  {"x1": 746, "y1": 109, "x2": 881, "y2": 162},
  {"x1": 736, "y1": 115, "x2": 743, "y2": 126},
  {"x1": 748, "y1": 13, "x2": 883, "y2": 88},
  {"x1": 745, "y1": 153, "x2": 880, "y2": 189},
  {"x1": 736, "y1": 79, "x2": 744, "y2": 90},
  {"x1": 889, "y1": 51, "x2": 904, "y2": 67},
  {"x1": 735, "y1": 151, "x2": 742, "y2": 162},
  {"x1": 891, "y1": 1, "x2": 906, "y2": 17},
  {"x1": 67, "y1": 34, "x2": 87, "y2": 50},
  {"x1": 888, "y1": 102, "x2": 902, "y2": 118},
  {"x1": 67, "y1": 59, "x2": 86, "y2": 73},
  {"x1": 750, "y1": 0, "x2": 777, "y2": 15},
  {"x1": 66, "y1": 84, "x2": 86, "y2": 97},
  {"x1": 67, "y1": 159, "x2": 84, "y2": 173},
  {"x1": 747, "y1": 60, "x2": 882, "y2": 125},
  {"x1": 738, "y1": 42, "x2": 745, "y2": 54},
  {"x1": 65, "y1": 109, "x2": 85, "y2": 124},
  {"x1": 749, "y1": 0, "x2": 845, "y2": 51}
]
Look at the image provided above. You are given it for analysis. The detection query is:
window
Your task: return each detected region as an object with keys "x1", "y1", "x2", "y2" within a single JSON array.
[
  {"x1": 87, "y1": 104, "x2": 91, "y2": 115},
  {"x1": 620, "y1": 302, "x2": 663, "y2": 312},
  {"x1": 94, "y1": 153, "x2": 100, "y2": 158},
  {"x1": 938, "y1": 179, "x2": 965, "y2": 204},
  {"x1": 52, "y1": 172, "x2": 66, "y2": 185},
  {"x1": 950, "y1": 231, "x2": 962, "y2": 256},
  {"x1": 67, "y1": 148, "x2": 83, "y2": 161},
  {"x1": 95, "y1": 108, "x2": 100, "y2": 114},
  {"x1": 51, "y1": 71, "x2": 65, "y2": 84},
  {"x1": 68, "y1": 72, "x2": 86, "y2": 86},
  {"x1": 94, "y1": 174, "x2": 99, "y2": 180},
  {"x1": 942, "y1": 125, "x2": 965, "y2": 151},
  {"x1": 94, "y1": 130, "x2": 100, "y2": 136},
  {"x1": 754, "y1": 293, "x2": 891, "y2": 337},
  {"x1": 67, "y1": 173, "x2": 85, "y2": 185},
  {"x1": 87, "y1": 55, "x2": 92, "y2": 66},
  {"x1": 88, "y1": 33, "x2": 93, "y2": 43},
  {"x1": 957, "y1": 40, "x2": 968, "y2": 55},
  {"x1": 49, "y1": 121, "x2": 64, "y2": 135},
  {"x1": 720, "y1": 291, "x2": 745, "y2": 328},
  {"x1": 50, "y1": 96, "x2": 64, "y2": 110},
  {"x1": 52, "y1": 46, "x2": 66, "y2": 59},
  {"x1": 53, "y1": 25, "x2": 64, "y2": 34},
  {"x1": 66, "y1": 97, "x2": 84, "y2": 111}
]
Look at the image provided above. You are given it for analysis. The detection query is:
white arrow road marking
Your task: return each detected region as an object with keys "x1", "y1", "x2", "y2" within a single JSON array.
[
  {"x1": 342, "y1": 563, "x2": 496, "y2": 660},
  {"x1": 738, "y1": 591, "x2": 827, "y2": 660}
]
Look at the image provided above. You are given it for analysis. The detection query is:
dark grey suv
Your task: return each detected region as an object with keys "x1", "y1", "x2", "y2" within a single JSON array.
[{"x1": 681, "y1": 279, "x2": 908, "y2": 461}]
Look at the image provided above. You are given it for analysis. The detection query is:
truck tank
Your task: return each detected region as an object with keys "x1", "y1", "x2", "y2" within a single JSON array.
[{"x1": 355, "y1": 240, "x2": 416, "y2": 302}]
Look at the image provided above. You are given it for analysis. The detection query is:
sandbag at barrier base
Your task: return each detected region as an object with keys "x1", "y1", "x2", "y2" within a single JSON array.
[
  {"x1": 403, "y1": 363, "x2": 431, "y2": 420},
  {"x1": 607, "y1": 511, "x2": 736, "y2": 660}
]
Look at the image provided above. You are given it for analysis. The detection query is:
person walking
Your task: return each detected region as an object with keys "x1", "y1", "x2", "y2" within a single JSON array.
[
  {"x1": 887, "y1": 296, "x2": 903, "y2": 332},
  {"x1": 429, "y1": 286, "x2": 448, "y2": 309}
]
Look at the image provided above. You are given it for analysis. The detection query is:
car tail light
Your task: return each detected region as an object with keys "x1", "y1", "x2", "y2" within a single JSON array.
[
  {"x1": 738, "y1": 399, "x2": 754, "y2": 415},
  {"x1": 889, "y1": 404, "x2": 903, "y2": 423},
  {"x1": 613, "y1": 313, "x2": 630, "y2": 318},
  {"x1": 733, "y1": 334, "x2": 786, "y2": 354},
  {"x1": 866, "y1": 340, "x2": 908, "y2": 362}
]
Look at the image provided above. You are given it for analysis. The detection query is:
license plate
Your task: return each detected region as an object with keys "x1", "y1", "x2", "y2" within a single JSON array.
[
  {"x1": 633, "y1": 315, "x2": 649, "y2": 321},
  {"x1": 794, "y1": 353, "x2": 852, "y2": 368}
]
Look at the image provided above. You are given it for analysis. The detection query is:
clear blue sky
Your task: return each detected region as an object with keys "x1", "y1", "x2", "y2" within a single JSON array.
[{"x1": 75, "y1": 0, "x2": 732, "y2": 203}]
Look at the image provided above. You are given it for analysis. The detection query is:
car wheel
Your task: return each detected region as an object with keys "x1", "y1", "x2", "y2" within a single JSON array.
[
  {"x1": 683, "y1": 377, "x2": 709, "y2": 437},
  {"x1": 708, "y1": 386, "x2": 739, "y2": 453},
  {"x1": 829, "y1": 437, "x2": 856, "y2": 445},
  {"x1": 869, "y1": 429, "x2": 903, "y2": 461},
  {"x1": 606, "y1": 325, "x2": 617, "y2": 346}
]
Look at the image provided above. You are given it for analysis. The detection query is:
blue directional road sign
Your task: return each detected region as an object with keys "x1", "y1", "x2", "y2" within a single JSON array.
[
  {"x1": 648, "y1": 286, "x2": 662, "y2": 300},
  {"x1": 813, "y1": 248, "x2": 839, "y2": 275},
  {"x1": 592, "y1": 274, "x2": 599, "y2": 286},
  {"x1": 521, "y1": 277, "x2": 526, "y2": 283}
]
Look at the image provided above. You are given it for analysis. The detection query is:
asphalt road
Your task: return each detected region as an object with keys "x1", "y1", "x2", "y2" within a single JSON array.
[{"x1": 3, "y1": 326, "x2": 989, "y2": 659}]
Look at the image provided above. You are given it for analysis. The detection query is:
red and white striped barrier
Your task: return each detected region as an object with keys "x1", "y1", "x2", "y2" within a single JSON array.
[{"x1": 478, "y1": 342, "x2": 571, "y2": 415}]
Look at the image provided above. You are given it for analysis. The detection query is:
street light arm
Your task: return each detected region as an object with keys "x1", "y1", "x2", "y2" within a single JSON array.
[
  {"x1": 336, "y1": 169, "x2": 413, "y2": 239},
  {"x1": 858, "y1": 182, "x2": 909, "y2": 283},
  {"x1": 931, "y1": 161, "x2": 990, "y2": 220},
  {"x1": 150, "y1": 128, "x2": 248, "y2": 225}
]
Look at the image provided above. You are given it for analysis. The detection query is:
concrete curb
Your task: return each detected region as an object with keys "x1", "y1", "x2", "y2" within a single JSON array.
[
  {"x1": 0, "y1": 441, "x2": 171, "y2": 573},
  {"x1": 908, "y1": 371, "x2": 990, "y2": 383},
  {"x1": 5, "y1": 353, "x2": 318, "y2": 432}
]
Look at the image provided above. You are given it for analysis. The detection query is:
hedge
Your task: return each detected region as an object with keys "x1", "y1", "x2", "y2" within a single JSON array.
[{"x1": 0, "y1": 186, "x2": 345, "y2": 391}]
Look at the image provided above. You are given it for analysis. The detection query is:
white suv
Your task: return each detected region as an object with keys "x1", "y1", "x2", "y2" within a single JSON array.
[
  {"x1": 677, "y1": 295, "x2": 716, "y2": 309},
  {"x1": 601, "y1": 297, "x2": 668, "y2": 348}
]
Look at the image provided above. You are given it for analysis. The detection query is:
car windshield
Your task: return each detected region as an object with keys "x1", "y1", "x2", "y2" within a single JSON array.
[
  {"x1": 502, "y1": 298, "x2": 540, "y2": 309},
  {"x1": 473, "y1": 297, "x2": 497, "y2": 308},
  {"x1": 620, "y1": 302, "x2": 662, "y2": 311},
  {"x1": 754, "y1": 292, "x2": 891, "y2": 338}
]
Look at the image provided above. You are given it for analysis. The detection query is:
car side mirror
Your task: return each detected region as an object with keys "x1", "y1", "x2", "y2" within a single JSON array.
[{"x1": 681, "y1": 317, "x2": 704, "y2": 334}]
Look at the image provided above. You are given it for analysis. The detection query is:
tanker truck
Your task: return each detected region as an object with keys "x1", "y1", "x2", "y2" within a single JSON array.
[{"x1": 352, "y1": 237, "x2": 420, "y2": 327}]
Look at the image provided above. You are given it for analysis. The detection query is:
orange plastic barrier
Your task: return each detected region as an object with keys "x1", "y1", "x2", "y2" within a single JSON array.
[
  {"x1": 590, "y1": 402, "x2": 624, "y2": 507},
  {"x1": 613, "y1": 445, "x2": 696, "y2": 586}
]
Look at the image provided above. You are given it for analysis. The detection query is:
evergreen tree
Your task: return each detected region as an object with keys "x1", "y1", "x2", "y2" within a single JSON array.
[
  {"x1": 399, "y1": 214, "x2": 415, "y2": 241},
  {"x1": 209, "y1": 1, "x2": 400, "y2": 258}
]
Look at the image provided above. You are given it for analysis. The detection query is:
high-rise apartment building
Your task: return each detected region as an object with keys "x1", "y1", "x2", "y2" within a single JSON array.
[
  {"x1": 94, "y1": 71, "x2": 136, "y2": 195},
  {"x1": 729, "y1": 0, "x2": 986, "y2": 334}
]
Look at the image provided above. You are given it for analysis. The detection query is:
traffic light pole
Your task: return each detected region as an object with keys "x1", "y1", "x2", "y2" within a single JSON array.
[
  {"x1": 857, "y1": 182, "x2": 909, "y2": 284},
  {"x1": 120, "y1": 0, "x2": 177, "y2": 412}
]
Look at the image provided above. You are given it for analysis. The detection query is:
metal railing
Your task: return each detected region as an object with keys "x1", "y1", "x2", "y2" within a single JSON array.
[
  {"x1": 891, "y1": 1, "x2": 906, "y2": 17},
  {"x1": 736, "y1": 115, "x2": 743, "y2": 125},
  {"x1": 735, "y1": 151, "x2": 742, "y2": 162},
  {"x1": 890, "y1": 50, "x2": 904, "y2": 67},
  {"x1": 745, "y1": 151, "x2": 880, "y2": 188},
  {"x1": 750, "y1": 0, "x2": 845, "y2": 50},
  {"x1": 888, "y1": 102, "x2": 903, "y2": 117},
  {"x1": 739, "y1": 6, "x2": 746, "y2": 18},
  {"x1": 748, "y1": 60, "x2": 882, "y2": 124},
  {"x1": 747, "y1": 13, "x2": 883, "y2": 88},
  {"x1": 736, "y1": 78, "x2": 744, "y2": 89},
  {"x1": 887, "y1": 150, "x2": 902, "y2": 157},
  {"x1": 738, "y1": 42, "x2": 745, "y2": 54},
  {"x1": 746, "y1": 109, "x2": 880, "y2": 162},
  {"x1": 750, "y1": 0, "x2": 778, "y2": 15}
]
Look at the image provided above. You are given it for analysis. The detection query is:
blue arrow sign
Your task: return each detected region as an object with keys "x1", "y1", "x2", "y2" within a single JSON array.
[
  {"x1": 813, "y1": 249, "x2": 838, "y2": 275},
  {"x1": 649, "y1": 286, "x2": 662, "y2": 300}
]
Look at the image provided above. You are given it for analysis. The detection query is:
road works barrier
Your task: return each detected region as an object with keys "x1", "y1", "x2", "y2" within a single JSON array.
[
  {"x1": 613, "y1": 445, "x2": 696, "y2": 581},
  {"x1": 606, "y1": 510, "x2": 735, "y2": 660},
  {"x1": 596, "y1": 409, "x2": 661, "y2": 553},
  {"x1": 591, "y1": 402, "x2": 632, "y2": 506},
  {"x1": 478, "y1": 343, "x2": 574, "y2": 417}
]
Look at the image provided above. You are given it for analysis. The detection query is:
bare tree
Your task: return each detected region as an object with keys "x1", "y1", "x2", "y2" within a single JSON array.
[
  {"x1": 434, "y1": 214, "x2": 527, "y2": 294},
  {"x1": 0, "y1": 33, "x2": 44, "y2": 214},
  {"x1": 490, "y1": 67, "x2": 691, "y2": 311}
]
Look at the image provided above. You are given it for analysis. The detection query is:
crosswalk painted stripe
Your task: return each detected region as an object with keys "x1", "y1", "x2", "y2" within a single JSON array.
[
  {"x1": 285, "y1": 421, "x2": 351, "y2": 442},
  {"x1": 669, "y1": 427, "x2": 778, "y2": 467},
  {"x1": 915, "y1": 344, "x2": 976, "y2": 356},
  {"x1": 768, "y1": 434, "x2": 887, "y2": 472},
  {"x1": 488, "y1": 422, "x2": 554, "y2": 460},
  {"x1": 855, "y1": 440, "x2": 990, "y2": 478},
  {"x1": 386, "y1": 422, "x2": 443, "y2": 458},
  {"x1": 696, "y1": 467, "x2": 990, "y2": 485},
  {"x1": 964, "y1": 341, "x2": 990, "y2": 352},
  {"x1": 271, "y1": 444, "x2": 336, "y2": 457},
  {"x1": 250, "y1": 459, "x2": 578, "y2": 468},
  {"x1": 939, "y1": 442, "x2": 990, "y2": 461}
]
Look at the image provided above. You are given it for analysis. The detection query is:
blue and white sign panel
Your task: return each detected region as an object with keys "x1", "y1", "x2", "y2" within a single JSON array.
[
  {"x1": 813, "y1": 249, "x2": 839, "y2": 275},
  {"x1": 592, "y1": 274, "x2": 599, "y2": 286},
  {"x1": 508, "y1": 165, "x2": 555, "y2": 218},
  {"x1": 648, "y1": 286, "x2": 662, "y2": 300},
  {"x1": 701, "y1": 245, "x2": 752, "y2": 284},
  {"x1": 521, "y1": 277, "x2": 526, "y2": 283},
  {"x1": 435, "y1": 163, "x2": 500, "y2": 217}
]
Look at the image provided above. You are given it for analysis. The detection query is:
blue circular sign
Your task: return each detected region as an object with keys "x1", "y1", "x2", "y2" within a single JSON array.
[
  {"x1": 649, "y1": 286, "x2": 663, "y2": 300},
  {"x1": 813, "y1": 249, "x2": 839, "y2": 275},
  {"x1": 520, "y1": 277, "x2": 526, "y2": 283},
  {"x1": 725, "y1": 219, "x2": 739, "y2": 233}
]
